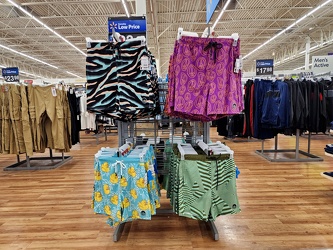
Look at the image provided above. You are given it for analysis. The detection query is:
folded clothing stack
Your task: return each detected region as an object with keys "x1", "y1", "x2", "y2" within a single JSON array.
[{"x1": 325, "y1": 144, "x2": 333, "y2": 155}]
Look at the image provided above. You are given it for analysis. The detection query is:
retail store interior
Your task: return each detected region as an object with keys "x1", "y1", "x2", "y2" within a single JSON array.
[{"x1": 1, "y1": 0, "x2": 333, "y2": 249}]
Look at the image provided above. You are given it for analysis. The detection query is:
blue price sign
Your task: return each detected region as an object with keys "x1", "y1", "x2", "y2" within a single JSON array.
[
  {"x1": 108, "y1": 16, "x2": 146, "y2": 42},
  {"x1": 2, "y1": 67, "x2": 19, "y2": 76},
  {"x1": 2, "y1": 67, "x2": 19, "y2": 82},
  {"x1": 256, "y1": 59, "x2": 274, "y2": 76},
  {"x1": 206, "y1": 0, "x2": 220, "y2": 23}
]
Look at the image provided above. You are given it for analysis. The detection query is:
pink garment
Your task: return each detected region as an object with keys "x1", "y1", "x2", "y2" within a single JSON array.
[{"x1": 165, "y1": 36, "x2": 243, "y2": 122}]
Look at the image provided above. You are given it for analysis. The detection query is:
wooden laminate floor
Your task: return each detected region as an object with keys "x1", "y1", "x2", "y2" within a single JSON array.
[{"x1": 1, "y1": 129, "x2": 333, "y2": 250}]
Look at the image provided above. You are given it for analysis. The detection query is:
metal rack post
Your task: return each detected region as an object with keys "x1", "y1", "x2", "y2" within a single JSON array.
[{"x1": 255, "y1": 129, "x2": 323, "y2": 162}]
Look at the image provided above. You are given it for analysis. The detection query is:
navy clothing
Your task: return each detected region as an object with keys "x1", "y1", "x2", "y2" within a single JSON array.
[{"x1": 261, "y1": 80, "x2": 290, "y2": 129}]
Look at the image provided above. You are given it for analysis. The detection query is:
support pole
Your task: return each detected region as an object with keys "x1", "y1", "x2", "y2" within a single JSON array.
[
  {"x1": 275, "y1": 135, "x2": 278, "y2": 151},
  {"x1": 305, "y1": 36, "x2": 311, "y2": 70},
  {"x1": 295, "y1": 129, "x2": 300, "y2": 159}
]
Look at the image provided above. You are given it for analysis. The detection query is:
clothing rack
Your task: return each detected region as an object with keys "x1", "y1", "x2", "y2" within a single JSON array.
[
  {"x1": 3, "y1": 149, "x2": 72, "y2": 171},
  {"x1": 255, "y1": 129, "x2": 323, "y2": 162},
  {"x1": 112, "y1": 117, "x2": 220, "y2": 242},
  {"x1": 1, "y1": 82, "x2": 74, "y2": 171}
]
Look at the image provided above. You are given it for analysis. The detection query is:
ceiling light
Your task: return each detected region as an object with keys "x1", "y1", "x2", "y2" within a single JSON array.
[
  {"x1": 0, "y1": 44, "x2": 58, "y2": 69},
  {"x1": 7, "y1": 0, "x2": 86, "y2": 57},
  {"x1": 276, "y1": 36, "x2": 333, "y2": 66},
  {"x1": 293, "y1": 63, "x2": 312, "y2": 71},
  {"x1": 243, "y1": 0, "x2": 333, "y2": 60},
  {"x1": 212, "y1": 0, "x2": 232, "y2": 30},
  {"x1": 121, "y1": 0, "x2": 130, "y2": 18},
  {"x1": 66, "y1": 71, "x2": 82, "y2": 78}
]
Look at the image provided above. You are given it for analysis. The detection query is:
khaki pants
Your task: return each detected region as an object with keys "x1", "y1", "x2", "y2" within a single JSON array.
[
  {"x1": 2, "y1": 86, "x2": 16, "y2": 154},
  {"x1": 31, "y1": 85, "x2": 65, "y2": 152},
  {"x1": 27, "y1": 84, "x2": 38, "y2": 152},
  {"x1": 20, "y1": 85, "x2": 34, "y2": 156},
  {"x1": 8, "y1": 85, "x2": 26, "y2": 155}
]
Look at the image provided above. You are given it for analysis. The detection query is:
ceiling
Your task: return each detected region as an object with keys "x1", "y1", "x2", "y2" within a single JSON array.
[{"x1": 0, "y1": 0, "x2": 332, "y2": 80}]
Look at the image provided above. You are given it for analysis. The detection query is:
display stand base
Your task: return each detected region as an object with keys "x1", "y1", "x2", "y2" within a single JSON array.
[
  {"x1": 3, "y1": 156, "x2": 73, "y2": 171},
  {"x1": 255, "y1": 149, "x2": 323, "y2": 162},
  {"x1": 112, "y1": 209, "x2": 219, "y2": 242}
]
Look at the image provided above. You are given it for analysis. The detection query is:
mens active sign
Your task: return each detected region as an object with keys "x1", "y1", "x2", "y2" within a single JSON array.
[
  {"x1": 311, "y1": 56, "x2": 333, "y2": 75},
  {"x1": 108, "y1": 16, "x2": 146, "y2": 42}
]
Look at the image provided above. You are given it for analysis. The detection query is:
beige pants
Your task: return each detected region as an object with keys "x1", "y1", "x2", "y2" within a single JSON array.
[{"x1": 30, "y1": 85, "x2": 65, "y2": 152}]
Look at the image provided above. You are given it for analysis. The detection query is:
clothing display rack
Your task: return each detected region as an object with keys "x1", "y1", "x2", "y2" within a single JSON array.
[
  {"x1": 255, "y1": 129, "x2": 323, "y2": 162},
  {"x1": 1, "y1": 82, "x2": 74, "y2": 171},
  {"x1": 89, "y1": 27, "x2": 241, "y2": 242},
  {"x1": 3, "y1": 149, "x2": 72, "y2": 171},
  {"x1": 112, "y1": 70, "x2": 223, "y2": 241},
  {"x1": 112, "y1": 118, "x2": 219, "y2": 242}
]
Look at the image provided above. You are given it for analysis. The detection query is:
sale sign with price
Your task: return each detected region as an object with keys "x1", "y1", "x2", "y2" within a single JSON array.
[
  {"x1": 256, "y1": 59, "x2": 274, "y2": 76},
  {"x1": 2, "y1": 67, "x2": 19, "y2": 82}
]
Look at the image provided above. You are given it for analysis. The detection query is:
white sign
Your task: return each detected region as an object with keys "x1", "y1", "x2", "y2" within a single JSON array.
[{"x1": 311, "y1": 56, "x2": 333, "y2": 75}]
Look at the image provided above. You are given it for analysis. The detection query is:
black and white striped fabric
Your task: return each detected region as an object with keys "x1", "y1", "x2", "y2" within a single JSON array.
[{"x1": 86, "y1": 40, "x2": 161, "y2": 121}]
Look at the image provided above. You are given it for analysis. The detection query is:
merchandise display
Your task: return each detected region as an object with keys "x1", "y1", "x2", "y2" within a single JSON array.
[
  {"x1": 165, "y1": 35, "x2": 243, "y2": 122},
  {"x1": 86, "y1": 39, "x2": 161, "y2": 121},
  {"x1": 92, "y1": 145, "x2": 160, "y2": 227},
  {"x1": 0, "y1": 84, "x2": 76, "y2": 156},
  {"x1": 1, "y1": 1, "x2": 333, "y2": 249}
]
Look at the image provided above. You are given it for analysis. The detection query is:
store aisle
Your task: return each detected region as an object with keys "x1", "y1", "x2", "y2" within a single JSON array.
[{"x1": 1, "y1": 130, "x2": 333, "y2": 249}]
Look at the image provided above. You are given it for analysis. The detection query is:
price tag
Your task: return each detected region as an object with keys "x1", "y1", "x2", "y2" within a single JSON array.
[
  {"x1": 256, "y1": 67, "x2": 274, "y2": 75},
  {"x1": 256, "y1": 59, "x2": 274, "y2": 76},
  {"x1": 140, "y1": 56, "x2": 150, "y2": 70},
  {"x1": 51, "y1": 87, "x2": 57, "y2": 97},
  {"x1": 4, "y1": 75, "x2": 19, "y2": 82}
]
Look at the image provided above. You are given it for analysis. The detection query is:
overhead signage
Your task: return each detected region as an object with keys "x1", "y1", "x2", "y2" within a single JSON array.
[
  {"x1": 2, "y1": 67, "x2": 19, "y2": 82},
  {"x1": 311, "y1": 56, "x2": 333, "y2": 75},
  {"x1": 256, "y1": 59, "x2": 274, "y2": 76},
  {"x1": 2, "y1": 67, "x2": 19, "y2": 76},
  {"x1": 108, "y1": 16, "x2": 146, "y2": 42},
  {"x1": 206, "y1": 0, "x2": 220, "y2": 23}
]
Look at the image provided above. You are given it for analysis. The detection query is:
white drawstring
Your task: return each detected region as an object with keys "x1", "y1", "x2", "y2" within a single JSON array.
[{"x1": 112, "y1": 160, "x2": 127, "y2": 177}]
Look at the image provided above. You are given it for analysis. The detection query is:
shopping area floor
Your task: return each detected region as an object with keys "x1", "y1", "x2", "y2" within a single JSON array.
[{"x1": 1, "y1": 129, "x2": 333, "y2": 250}]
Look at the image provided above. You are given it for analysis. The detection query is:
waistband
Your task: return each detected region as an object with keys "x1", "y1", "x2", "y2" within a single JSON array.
[{"x1": 179, "y1": 36, "x2": 237, "y2": 48}]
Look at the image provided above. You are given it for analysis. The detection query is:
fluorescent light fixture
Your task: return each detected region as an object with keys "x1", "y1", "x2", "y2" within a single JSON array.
[
  {"x1": 0, "y1": 44, "x2": 58, "y2": 69},
  {"x1": 66, "y1": 71, "x2": 81, "y2": 78},
  {"x1": 275, "y1": 36, "x2": 333, "y2": 66},
  {"x1": 212, "y1": 0, "x2": 232, "y2": 30},
  {"x1": 7, "y1": 0, "x2": 86, "y2": 57},
  {"x1": 121, "y1": 0, "x2": 130, "y2": 18},
  {"x1": 20, "y1": 70, "x2": 43, "y2": 78},
  {"x1": 293, "y1": 63, "x2": 312, "y2": 71},
  {"x1": 243, "y1": 0, "x2": 333, "y2": 60}
]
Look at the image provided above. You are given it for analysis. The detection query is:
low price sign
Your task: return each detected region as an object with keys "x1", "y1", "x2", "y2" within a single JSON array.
[
  {"x1": 2, "y1": 67, "x2": 19, "y2": 82},
  {"x1": 108, "y1": 16, "x2": 146, "y2": 42},
  {"x1": 256, "y1": 59, "x2": 274, "y2": 76}
]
